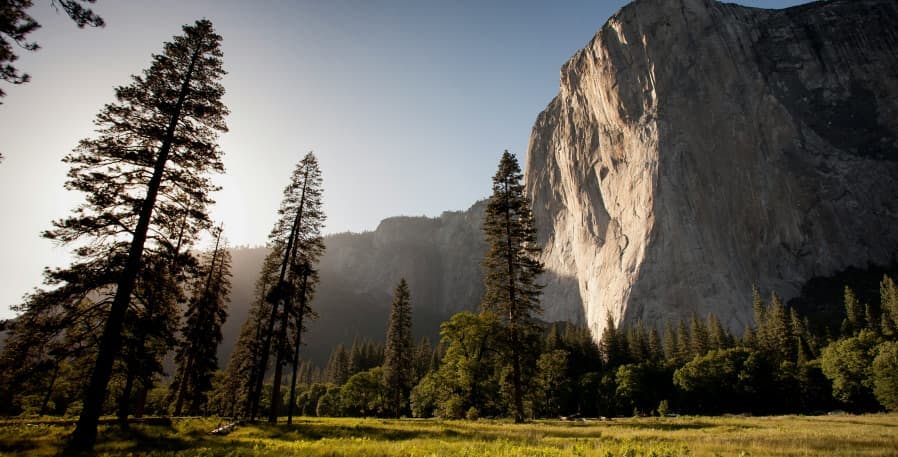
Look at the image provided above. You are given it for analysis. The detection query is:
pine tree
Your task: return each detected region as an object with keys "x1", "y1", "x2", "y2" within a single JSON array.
[
  {"x1": 768, "y1": 293, "x2": 792, "y2": 361},
  {"x1": 219, "y1": 313, "x2": 258, "y2": 418},
  {"x1": 752, "y1": 286, "x2": 768, "y2": 350},
  {"x1": 238, "y1": 248, "x2": 282, "y2": 419},
  {"x1": 842, "y1": 286, "x2": 865, "y2": 336},
  {"x1": 383, "y1": 279, "x2": 414, "y2": 418},
  {"x1": 286, "y1": 235, "x2": 323, "y2": 424},
  {"x1": 881, "y1": 276, "x2": 898, "y2": 337},
  {"x1": 676, "y1": 320, "x2": 691, "y2": 363},
  {"x1": 250, "y1": 152, "x2": 325, "y2": 424},
  {"x1": 707, "y1": 313, "x2": 729, "y2": 351},
  {"x1": 662, "y1": 321, "x2": 677, "y2": 363},
  {"x1": 689, "y1": 313, "x2": 710, "y2": 358},
  {"x1": 647, "y1": 327, "x2": 664, "y2": 363},
  {"x1": 480, "y1": 151, "x2": 544, "y2": 423},
  {"x1": 43, "y1": 19, "x2": 227, "y2": 453},
  {"x1": 170, "y1": 226, "x2": 232, "y2": 416},
  {"x1": 413, "y1": 337, "x2": 433, "y2": 381},
  {"x1": 325, "y1": 345, "x2": 349, "y2": 385},
  {"x1": 116, "y1": 252, "x2": 184, "y2": 426}
]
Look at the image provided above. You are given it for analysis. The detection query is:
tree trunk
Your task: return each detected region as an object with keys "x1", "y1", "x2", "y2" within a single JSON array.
[
  {"x1": 286, "y1": 269, "x2": 309, "y2": 425},
  {"x1": 250, "y1": 213, "x2": 299, "y2": 421},
  {"x1": 66, "y1": 47, "x2": 200, "y2": 454},
  {"x1": 40, "y1": 362, "x2": 61, "y2": 415},
  {"x1": 503, "y1": 177, "x2": 525, "y2": 424},
  {"x1": 117, "y1": 370, "x2": 135, "y2": 428},
  {"x1": 267, "y1": 170, "x2": 309, "y2": 424}
]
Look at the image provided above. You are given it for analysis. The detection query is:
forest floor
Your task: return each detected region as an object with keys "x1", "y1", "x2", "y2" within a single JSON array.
[{"x1": 0, "y1": 414, "x2": 896, "y2": 456}]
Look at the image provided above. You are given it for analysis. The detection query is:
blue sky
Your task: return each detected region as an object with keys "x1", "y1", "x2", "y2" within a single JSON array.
[{"x1": 0, "y1": 0, "x2": 809, "y2": 318}]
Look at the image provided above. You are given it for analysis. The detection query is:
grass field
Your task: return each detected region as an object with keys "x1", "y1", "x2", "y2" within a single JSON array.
[{"x1": 1, "y1": 414, "x2": 896, "y2": 456}]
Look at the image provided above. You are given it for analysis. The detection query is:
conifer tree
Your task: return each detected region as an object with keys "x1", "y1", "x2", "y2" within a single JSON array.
[
  {"x1": 286, "y1": 237, "x2": 323, "y2": 424},
  {"x1": 325, "y1": 344, "x2": 349, "y2": 385},
  {"x1": 647, "y1": 327, "x2": 664, "y2": 363},
  {"x1": 676, "y1": 320, "x2": 691, "y2": 363},
  {"x1": 383, "y1": 278, "x2": 414, "y2": 418},
  {"x1": 767, "y1": 293, "x2": 792, "y2": 361},
  {"x1": 116, "y1": 253, "x2": 184, "y2": 426},
  {"x1": 843, "y1": 286, "x2": 865, "y2": 336},
  {"x1": 707, "y1": 313, "x2": 729, "y2": 351},
  {"x1": 348, "y1": 337, "x2": 365, "y2": 376},
  {"x1": 236, "y1": 247, "x2": 281, "y2": 419},
  {"x1": 26, "y1": 19, "x2": 227, "y2": 452},
  {"x1": 480, "y1": 150, "x2": 544, "y2": 423},
  {"x1": 881, "y1": 276, "x2": 898, "y2": 337},
  {"x1": 170, "y1": 226, "x2": 232, "y2": 416},
  {"x1": 413, "y1": 337, "x2": 433, "y2": 381},
  {"x1": 663, "y1": 322, "x2": 677, "y2": 363},
  {"x1": 248, "y1": 152, "x2": 325, "y2": 424},
  {"x1": 689, "y1": 313, "x2": 710, "y2": 357}
]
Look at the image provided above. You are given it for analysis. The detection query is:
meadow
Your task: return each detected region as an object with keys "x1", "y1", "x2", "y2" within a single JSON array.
[{"x1": 1, "y1": 414, "x2": 896, "y2": 457}]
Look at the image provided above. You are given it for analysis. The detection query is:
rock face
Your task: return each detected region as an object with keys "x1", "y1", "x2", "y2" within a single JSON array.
[
  {"x1": 319, "y1": 201, "x2": 488, "y2": 318},
  {"x1": 526, "y1": 0, "x2": 898, "y2": 338},
  {"x1": 220, "y1": 202, "x2": 495, "y2": 365}
]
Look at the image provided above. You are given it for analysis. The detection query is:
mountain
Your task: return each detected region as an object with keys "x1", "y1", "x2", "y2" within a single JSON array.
[
  {"x1": 221, "y1": 202, "x2": 492, "y2": 366},
  {"x1": 526, "y1": 0, "x2": 898, "y2": 338},
  {"x1": 221, "y1": 0, "x2": 898, "y2": 359}
]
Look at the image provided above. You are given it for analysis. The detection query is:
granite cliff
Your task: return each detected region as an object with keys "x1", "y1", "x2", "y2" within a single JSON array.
[{"x1": 526, "y1": 0, "x2": 898, "y2": 338}]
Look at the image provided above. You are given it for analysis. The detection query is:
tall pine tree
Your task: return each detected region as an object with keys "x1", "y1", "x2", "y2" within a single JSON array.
[
  {"x1": 247, "y1": 152, "x2": 325, "y2": 423},
  {"x1": 235, "y1": 247, "x2": 282, "y2": 419},
  {"x1": 383, "y1": 278, "x2": 414, "y2": 418},
  {"x1": 480, "y1": 150, "x2": 544, "y2": 423},
  {"x1": 169, "y1": 226, "x2": 232, "y2": 416},
  {"x1": 22, "y1": 19, "x2": 227, "y2": 453}
]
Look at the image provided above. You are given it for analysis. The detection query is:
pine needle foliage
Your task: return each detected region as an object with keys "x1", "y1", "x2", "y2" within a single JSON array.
[
  {"x1": 170, "y1": 226, "x2": 232, "y2": 416},
  {"x1": 60, "y1": 19, "x2": 227, "y2": 452},
  {"x1": 383, "y1": 278, "x2": 414, "y2": 418},
  {"x1": 480, "y1": 150, "x2": 544, "y2": 423}
]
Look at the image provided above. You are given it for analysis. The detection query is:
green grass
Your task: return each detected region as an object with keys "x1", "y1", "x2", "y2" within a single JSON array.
[{"x1": 1, "y1": 414, "x2": 896, "y2": 456}]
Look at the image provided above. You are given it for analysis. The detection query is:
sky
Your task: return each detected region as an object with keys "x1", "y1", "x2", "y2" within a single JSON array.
[{"x1": 0, "y1": 0, "x2": 809, "y2": 320}]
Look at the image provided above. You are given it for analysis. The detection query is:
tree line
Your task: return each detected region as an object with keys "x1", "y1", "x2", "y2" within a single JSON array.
[{"x1": 205, "y1": 277, "x2": 898, "y2": 421}]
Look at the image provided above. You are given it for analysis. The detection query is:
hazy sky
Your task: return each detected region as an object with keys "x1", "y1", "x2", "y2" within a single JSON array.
[{"x1": 0, "y1": 0, "x2": 808, "y2": 319}]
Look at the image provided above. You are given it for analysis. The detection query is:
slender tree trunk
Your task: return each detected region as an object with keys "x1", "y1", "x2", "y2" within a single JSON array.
[
  {"x1": 245, "y1": 302, "x2": 267, "y2": 419},
  {"x1": 40, "y1": 362, "x2": 61, "y2": 415},
  {"x1": 175, "y1": 228, "x2": 222, "y2": 417},
  {"x1": 503, "y1": 178, "x2": 524, "y2": 423},
  {"x1": 66, "y1": 47, "x2": 200, "y2": 454},
  {"x1": 250, "y1": 204, "x2": 303, "y2": 421},
  {"x1": 267, "y1": 171, "x2": 309, "y2": 424},
  {"x1": 287, "y1": 269, "x2": 309, "y2": 425},
  {"x1": 134, "y1": 384, "x2": 148, "y2": 418},
  {"x1": 117, "y1": 369, "x2": 136, "y2": 427},
  {"x1": 172, "y1": 366, "x2": 190, "y2": 416},
  {"x1": 120, "y1": 204, "x2": 192, "y2": 425}
]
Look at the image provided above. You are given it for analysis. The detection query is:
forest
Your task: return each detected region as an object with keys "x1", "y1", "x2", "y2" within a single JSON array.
[{"x1": 1, "y1": 3, "x2": 897, "y2": 457}]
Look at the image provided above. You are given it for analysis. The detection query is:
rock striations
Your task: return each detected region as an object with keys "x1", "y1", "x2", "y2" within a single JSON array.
[{"x1": 525, "y1": 0, "x2": 898, "y2": 339}]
